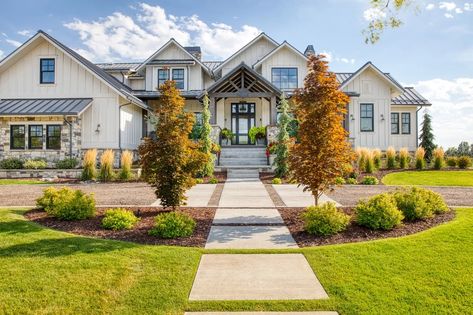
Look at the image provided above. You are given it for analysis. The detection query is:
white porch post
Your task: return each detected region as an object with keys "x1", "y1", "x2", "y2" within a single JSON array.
[
  {"x1": 270, "y1": 96, "x2": 277, "y2": 125},
  {"x1": 209, "y1": 97, "x2": 216, "y2": 124}
]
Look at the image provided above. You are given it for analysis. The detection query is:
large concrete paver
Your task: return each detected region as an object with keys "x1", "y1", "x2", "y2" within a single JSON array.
[
  {"x1": 219, "y1": 180, "x2": 275, "y2": 208},
  {"x1": 189, "y1": 254, "x2": 329, "y2": 300},
  {"x1": 151, "y1": 184, "x2": 217, "y2": 207},
  {"x1": 213, "y1": 208, "x2": 284, "y2": 224},
  {"x1": 273, "y1": 185, "x2": 341, "y2": 207},
  {"x1": 205, "y1": 226, "x2": 298, "y2": 249}
]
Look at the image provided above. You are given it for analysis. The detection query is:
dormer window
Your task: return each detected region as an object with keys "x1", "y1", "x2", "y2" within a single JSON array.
[
  {"x1": 157, "y1": 69, "x2": 169, "y2": 88},
  {"x1": 40, "y1": 58, "x2": 55, "y2": 84},
  {"x1": 172, "y1": 69, "x2": 185, "y2": 89}
]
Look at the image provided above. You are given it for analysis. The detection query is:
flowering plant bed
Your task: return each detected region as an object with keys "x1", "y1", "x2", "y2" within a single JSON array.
[
  {"x1": 278, "y1": 206, "x2": 455, "y2": 247},
  {"x1": 25, "y1": 206, "x2": 215, "y2": 247}
]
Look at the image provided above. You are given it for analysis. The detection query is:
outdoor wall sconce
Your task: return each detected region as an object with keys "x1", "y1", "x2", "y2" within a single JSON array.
[
  {"x1": 380, "y1": 114, "x2": 385, "y2": 121},
  {"x1": 95, "y1": 124, "x2": 101, "y2": 134},
  {"x1": 350, "y1": 114, "x2": 355, "y2": 121}
]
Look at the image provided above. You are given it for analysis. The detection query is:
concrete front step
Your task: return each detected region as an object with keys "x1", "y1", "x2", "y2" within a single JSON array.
[{"x1": 220, "y1": 159, "x2": 268, "y2": 166}]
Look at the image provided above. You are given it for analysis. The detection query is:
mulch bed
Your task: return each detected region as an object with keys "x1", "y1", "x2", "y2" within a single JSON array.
[
  {"x1": 25, "y1": 207, "x2": 216, "y2": 247},
  {"x1": 278, "y1": 207, "x2": 456, "y2": 247}
]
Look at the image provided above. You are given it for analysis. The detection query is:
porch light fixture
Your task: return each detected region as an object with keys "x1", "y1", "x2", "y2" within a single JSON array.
[
  {"x1": 350, "y1": 114, "x2": 355, "y2": 121},
  {"x1": 95, "y1": 124, "x2": 101, "y2": 134},
  {"x1": 380, "y1": 114, "x2": 385, "y2": 121}
]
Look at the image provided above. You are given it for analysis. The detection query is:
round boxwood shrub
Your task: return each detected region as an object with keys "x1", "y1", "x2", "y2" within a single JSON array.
[
  {"x1": 457, "y1": 156, "x2": 472, "y2": 169},
  {"x1": 0, "y1": 157, "x2": 24, "y2": 169},
  {"x1": 334, "y1": 177, "x2": 346, "y2": 185},
  {"x1": 149, "y1": 211, "x2": 196, "y2": 238},
  {"x1": 36, "y1": 187, "x2": 95, "y2": 220},
  {"x1": 361, "y1": 176, "x2": 379, "y2": 185},
  {"x1": 302, "y1": 202, "x2": 350, "y2": 236},
  {"x1": 272, "y1": 177, "x2": 282, "y2": 185},
  {"x1": 346, "y1": 178, "x2": 358, "y2": 185},
  {"x1": 56, "y1": 158, "x2": 79, "y2": 169},
  {"x1": 208, "y1": 177, "x2": 218, "y2": 184},
  {"x1": 393, "y1": 187, "x2": 449, "y2": 220},
  {"x1": 446, "y1": 157, "x2": 457, "y2": 167},
  {"x1": 102, "y1": 208, "x2": 140, "y2": 230},
  {"x1": 24, "y1": 158, "x2": 47, "y2": 169},
  {"x1": 355, "y1": 193, "x2": 404, "y2": 230}
]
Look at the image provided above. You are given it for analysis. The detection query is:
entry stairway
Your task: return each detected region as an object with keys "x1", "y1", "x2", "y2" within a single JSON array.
[{"x1": 218, "y1": 146, "x2": 271, "y2": 179}]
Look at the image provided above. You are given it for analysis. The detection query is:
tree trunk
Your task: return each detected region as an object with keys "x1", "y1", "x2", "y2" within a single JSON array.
[{"x1": 313, "y1": 189, "x2": 319, "y2": 206}]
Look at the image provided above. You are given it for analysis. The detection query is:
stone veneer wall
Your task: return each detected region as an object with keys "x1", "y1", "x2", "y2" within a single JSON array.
[{"x1": 0, "y1": 116, "x2": 81, "y2": 166}]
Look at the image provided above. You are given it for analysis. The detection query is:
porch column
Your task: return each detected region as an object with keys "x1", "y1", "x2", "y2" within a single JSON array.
[
  {"x1": 209, "y1": 97, "x2": 216, "y2": 124},
  {"x1": 270, "y1": 96, "x2": 277, "y2": 125}
]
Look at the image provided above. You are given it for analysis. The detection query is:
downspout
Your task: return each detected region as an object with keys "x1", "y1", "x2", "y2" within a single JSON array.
[
  {"x1": 118, "y1": 101, "x2": 133, "y2": 167},
  {"x1": 416, "y1": 105, "x2": 424, "y2": 148},
  {"x1": 63, "y1": 116, "x2": 73, "y2": 158}
]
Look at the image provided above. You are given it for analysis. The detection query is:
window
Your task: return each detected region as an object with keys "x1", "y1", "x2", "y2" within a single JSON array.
[
  {"x1": 28, "y1": 125, "x2": 43, "y2": 149},
  {"x1": 172, "y1": 69, "x2": 185, "y2": 89},
  {"x1": 360, "y1": 103, "x2": 374, "y2": 132},
  {"x1": 10, "y1": 125, "x2": 25, "y2": 150},
  {"x1": 271, "y1": 68, "x2": 298, "y2": 90},
  {"x1": 157, "y1": 69, "x2": 169, "y2": 88},
  {"x1": 402, "y1": 113, "x2": 411, "y2": 134},
  {"x1": 391, "y1": 113, "x2": 399, "y2": 134},
  {"x1": 46, "y1": 125, "x2": 61, "y2": 149},
  {"x1": 40, "y1": 58, "x2": 55, "y2": 84},
  {"x1": 194, "y1": 112, "x2": 203, "y2": 126}
]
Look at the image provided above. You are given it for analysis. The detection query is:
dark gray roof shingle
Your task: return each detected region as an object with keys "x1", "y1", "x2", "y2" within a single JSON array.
[{"x1": 0, "y1": 98, "x2": 93, "y2": 116}]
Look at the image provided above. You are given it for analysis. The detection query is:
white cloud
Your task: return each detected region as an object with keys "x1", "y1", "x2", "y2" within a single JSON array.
[
  {"x1": 439, "y1": 2, "x2": 457, "y2": 11},
  {"x1": 465, "y1": 3, "x2": 473, "y2": 11},
  {"x1": 319, "y1": 51, "x2": 355, "y2": 65},
  {"x1": 320, "y1": 51, "x2": 333, "y2": 62},
  {"x1": 444, "y1": 12, "x2": 455, "y2": 18},
  {"x1": 363, "y1": 7, "x2": 387, "y2": 21},
  {"x1": 413, "y1": 78, "x2": 473, "y2": 148},
  {"x1": 455, "y1": 7, "x2": 464, "y2": 13},
  {"x1": 64, "y1": 3, "x2": 261, "y2": 61},
  {"x1": 5, "y1": 39, "x2": 21, "y2": 47},
  {"x1": 17, "y1": 30, "x2": 31, "y2": 36},
  {"x1": 426, "y1": 3, "x2": 436, "y2": 10}
]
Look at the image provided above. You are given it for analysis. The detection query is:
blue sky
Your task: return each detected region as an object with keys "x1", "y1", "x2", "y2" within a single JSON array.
[{"x1": 0, "y1": 0, "x2": 472, "y2": 147}]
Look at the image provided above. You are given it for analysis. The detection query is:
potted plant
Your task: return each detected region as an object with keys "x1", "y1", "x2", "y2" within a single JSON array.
[
  {"x1": 221, "y1": 128, "x2": 234, "y2": 145},
  {"x1": 249, "y1": 126, "x2": 266, "y2": 145},
  {"x1": 266, "y1": 141, "x2": 277, "y2": 166}
]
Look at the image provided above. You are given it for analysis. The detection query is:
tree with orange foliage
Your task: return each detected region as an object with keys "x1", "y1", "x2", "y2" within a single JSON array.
[
  {"x1": 139, "y1": 81, "x2": 208, "y2": 209},
  {"x1": 289, "y1": 54, "x2": 355, "y2": 205}
]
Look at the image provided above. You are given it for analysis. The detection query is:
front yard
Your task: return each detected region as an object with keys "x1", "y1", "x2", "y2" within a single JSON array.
[
  {"x1": 382, "y1": 170, "x2": 473, "y2": 186},
  {"x1": 1, "y1": 207, "x2": 472, "y2": 314}
]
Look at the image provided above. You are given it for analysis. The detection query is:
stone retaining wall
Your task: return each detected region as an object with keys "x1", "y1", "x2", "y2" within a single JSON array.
[{"x1": 0, "y1": 168, "x2": 142, "y2": 179}]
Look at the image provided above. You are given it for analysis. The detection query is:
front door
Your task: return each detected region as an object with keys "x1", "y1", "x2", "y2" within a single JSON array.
[{"x1": 231, "y1": 103, "x2": 255, "y2": 145}]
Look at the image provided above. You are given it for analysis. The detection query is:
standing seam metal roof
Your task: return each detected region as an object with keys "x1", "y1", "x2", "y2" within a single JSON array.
[{"x1": 0, "y1": 98, "x2": 93, "y2": 115}]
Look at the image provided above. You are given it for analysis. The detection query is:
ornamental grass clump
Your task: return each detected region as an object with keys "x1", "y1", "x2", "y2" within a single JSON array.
[
  {"x1": 99, "y1": 149, "x2": 115, "y2": 182},
  {"x1": 119, "y1": 150, "x2": 133, "y2": 180},
  {"x1": 386, "y1": 146, "x2": 396, "y2": 169},
  {"x1": 415, "y1": 147, "x2": 426, "y2": 170},
  {"x1": 432, "y1": 147, "x2": 445, "y2": 170},
  {"x1": 102, "y1": 208, "x2": 140, "y2": 230},
  {"x1": 149, "y1": 211, "x2": 196, "y2": 238},
  {"x1": 81, "y1": 149, "x2": 97, "y2": 180},
  {"x1": 372, "y1": 148, "x2": 382, "y2": 170},
  {"x1": 355, "y1": 193, "x2": 404, "y2": 230},
  {"x1": 364, "y1": 150, "x2": 375, "y2": 173},
  {"x1": 399, "y1": 147, "x2": 410, "y2": 169},
  {"x1": 302, "y1": 202, "x2": 350, "y2": 236},
  {"x1": 356, "y1": 147, "x2": 368, "y2": 171}
]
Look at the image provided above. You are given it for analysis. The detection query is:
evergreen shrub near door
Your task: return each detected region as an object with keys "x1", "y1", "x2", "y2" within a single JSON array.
[
  {"x1": 302, "y1": 202, "x2": 350, "y2": 236},
  {"x1": 149, "y1": 211, "x2": 196, "y2": 238}
]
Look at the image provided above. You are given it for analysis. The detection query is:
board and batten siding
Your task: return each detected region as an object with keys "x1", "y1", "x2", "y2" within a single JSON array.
[
  {"x1": 0, "y1": 37, "x2": 131, "y2": 150},
  {"x1": 258, "y1": 46, "x2": 307, "y2": 89},
  {"x1": 389, "y1": 105, "x2": 418, "y2": 151}
]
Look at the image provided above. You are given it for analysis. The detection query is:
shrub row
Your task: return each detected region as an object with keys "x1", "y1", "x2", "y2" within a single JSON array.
[{"x1": 0, "y1": 157, "x2": 79, "y2": 170}]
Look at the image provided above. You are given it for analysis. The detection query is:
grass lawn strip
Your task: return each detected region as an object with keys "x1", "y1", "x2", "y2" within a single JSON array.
[
  {"x1": 1, "y1": 208, "x2": 472, "y2": 313},
  {"x1": 382, "y1": 170, "x2": 473, "y2": 186},
  {"x1": 0, "y1": 179, "x2": 46, "y2": 185}
]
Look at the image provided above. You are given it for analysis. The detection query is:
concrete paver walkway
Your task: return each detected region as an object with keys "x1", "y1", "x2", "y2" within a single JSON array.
[
  {"x1": 151, "y1": 184, "x2": 217, "y2": 207},
  {"x1": 218, "y1": 179, "x2": 274, "y2": 208},
  {"x1": 273, "y1": 184, "x2": 341, "y2": 207},
  {"x1": 189, "y1": 254, "x2": 329, "y2": 300},
  {"x1": 212, "y1": 208, "x2": 284, "y2": 224}
]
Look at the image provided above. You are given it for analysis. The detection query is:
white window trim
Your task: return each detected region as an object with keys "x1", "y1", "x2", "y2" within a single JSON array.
[{"x1": 153, "y1": 66, "x2": 187, "y2": 91}]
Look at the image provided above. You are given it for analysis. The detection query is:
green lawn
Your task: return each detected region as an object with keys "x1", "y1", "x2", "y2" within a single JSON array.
[
  {"x1": 0, "y1": 179, "x2": 46, "y2": 185},
  {"x1": 1, "y1": 208, "x2": 472, "y2": 314},
  {"x1": 382, "y1": 170, "x2": 473, "y2": 186}
]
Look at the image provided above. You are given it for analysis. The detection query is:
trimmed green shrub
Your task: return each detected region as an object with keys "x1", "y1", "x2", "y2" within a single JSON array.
[
  {"x1": 24, "y1": 159, "x2": 47, "y2": 169},
  {"x1": 457, "y1": 156, "x2": 472, "y2": 169},
  {"x1": 208, "y1": 177, "x2": 218, "y2": 184},
  {"x1": 302, "y1": 202, "x2": 350, "y2": 236},
  {"x1": 394, "y1": 187, "x2": 449, "y2": 220},
  {"x1": 102, "y1": 208, "x2": 140, "y2": 230},
  {"x1": 361, "y1": 176, "x2": 379, "y2": 185},
  {"x1": 355, "y1": 193, "x2": 404, "y2": 230},
  {"x1": 149, "y1": 211, "x2": 196, "y2": 238},
  {"x1": 334, "y1": 177, "x2": 346, "y2": 185},
  {"x1": 56, "y1": 158, "x2": 79, "y2": 169},
  {"x1": 195, "y1": 178, "x2": 204, "y2": 184},
  {"x1": 446, "y1": 156, "x2": 457, "y2": 167},
  {"x1": 272, "y1": 177, "x2": 282, "y2": 185},
  {"x1": 36, "y1": 187, "x2": 95, "y2": 220},
  {"x1": 0, "y1": 157, "x2": 24, "y2": 169},
  {"x1": 346, "y1": 178, "x2": 357, "y2": 185}
]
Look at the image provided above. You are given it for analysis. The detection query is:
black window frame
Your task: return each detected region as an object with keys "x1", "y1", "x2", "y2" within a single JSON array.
[
  {"x1": 28, "y1": 125, "x2": 43, "y2": 150},
  {"x1": 360, "y1": 103, "x2": 374, "y2": 132},
  {"x1": 391, "y1": 112, "x2": 399, "y2": 134},
  {"x1": 40, "y1": 58, "x2": 55, "y2": 84},
  {"x1": 172, "y1": 68, "x2": 185, "y2": 90},
  {"x1": 401, "y1": 112, "x2": 411, "y2": 134},
  {"x1": 271, "y1": 67, "x2": 298, "y2": 90},
  {"x1": 194, "y1": 112, "x2": 203, "y2": 126},
  {"x1": 157, "y1": 69, "x2": 169, "y2": 88},
  {"x1": 10, "y1": 125, "x2": 25, "y2": 150},
  {"x1": 46, "y1": 125, "x2": 61, "y2": 150}
]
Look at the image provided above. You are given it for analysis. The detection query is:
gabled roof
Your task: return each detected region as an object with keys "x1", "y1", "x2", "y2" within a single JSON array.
[
  {"x1": 252, "y1": 41, "x2": 308, "y2": 68},
  {"x1": 392, "y1": 87, "x2": 431, "y2": 106},
  {"x1": 339, "y1": 62, "x2": 405, "y2": 93},
  {"x1": 0, "y1": 98, "x2": 93, "y2": 116},
  {"x1": 95, "y1": 62, "x2": 140, "y2": 71},
  {"x1": 0, "y1": 30, "x2": 148, "y2": 110},
  {"x1": 213, "y1": 33, "x2": 279, "y2": 73},
  {"x1": 134, "y1": 39, "x2": 211, "y2": 75}
]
